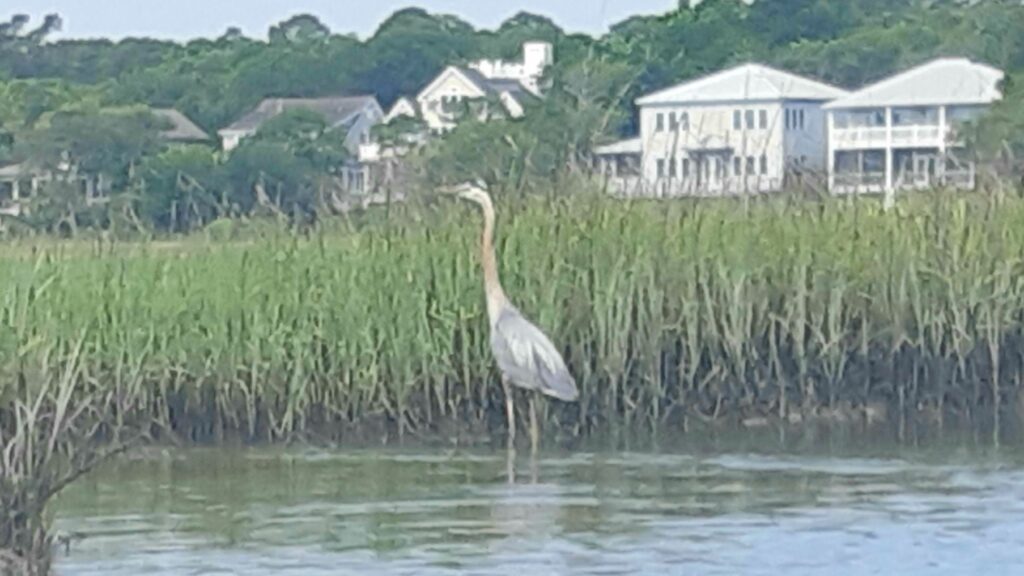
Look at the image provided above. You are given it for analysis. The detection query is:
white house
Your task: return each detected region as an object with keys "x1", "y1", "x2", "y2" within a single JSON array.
[
  {"x1": 414, "y1": 66, "x2": 534, "y2": 133},
  {"x1": 218, "y1": 96, "x2": 384, "y2": 154},
  {"x1": 824, "y1": 58, "x2": 1004, "y2": 199},
  {"x1": 468, "y1": 41, "x2": 554, "y2": 95},
  {"x1": 598, "y1": 63, "x2": 848, "y2": 197},
  {"x1": 388, "y1": 41, "x2": 553, "y2": 135}
]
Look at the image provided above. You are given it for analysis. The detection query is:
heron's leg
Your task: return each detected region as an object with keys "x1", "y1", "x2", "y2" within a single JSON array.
[
  {"x1": 529, "y1": 394, "x2": 540, "y2": 457},
  {"x1": 502, "y1": 377, "x2": 516, "y2": 484},
  {"x1": 502, "y1": 377, "x2": 516, "y2": 447}
]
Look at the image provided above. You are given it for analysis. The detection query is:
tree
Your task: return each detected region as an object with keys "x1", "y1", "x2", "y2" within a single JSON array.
[
  {"x1": 268, "y1": 14, "x2": 330, "y2": 45},
  {"x1": 255, "y1": 108, "x2": 350, "y2": 173},
  {"x1": 0, "y1": 14, "x2": 61, "y2": 47},
  {"x1": 19, "y1": 106, "x2": 166, "y2": 192},
  {"x1": 137, "y1": 145, "x2": 224, "y2": 232}
]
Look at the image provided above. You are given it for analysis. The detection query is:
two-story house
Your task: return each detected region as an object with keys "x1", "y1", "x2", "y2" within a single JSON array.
[
  {"x1": 824, "y1": 58, "x2": 1004, "y2": 198},
  {"x1": 599, "y1": 63, "x2": 848, "y2": 197},
  {"x1": 385, "y1": 41, "x2": 552, "y2": 135},
  {"x1": 412, "y1": 66, "x2": 534, "y2": 134},
  {"x1": 218, "y1": 96, "x2": 384, "y2": 154}
]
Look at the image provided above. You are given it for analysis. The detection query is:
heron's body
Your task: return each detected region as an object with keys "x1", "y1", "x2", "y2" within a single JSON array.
[
  {"x1": 451, "y1": 184, "x2": 578, "y2": 461},
  {"x1": 491, "y1": 306, "x2": 577, "y2": 401}
]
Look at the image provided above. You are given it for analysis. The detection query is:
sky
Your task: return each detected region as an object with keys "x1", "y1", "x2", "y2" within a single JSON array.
[{"x1": 8, "y1": 1, "x2": 677, "y2": 41}]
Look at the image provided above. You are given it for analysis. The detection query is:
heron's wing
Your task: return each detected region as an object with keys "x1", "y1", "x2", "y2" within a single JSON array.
[{"x1": 492, "y1": 308, "x2": 578, "y2": 401}]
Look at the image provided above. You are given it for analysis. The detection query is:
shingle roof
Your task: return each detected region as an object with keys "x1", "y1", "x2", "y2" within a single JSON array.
[
  {"x1": 823, "y1": 58, "x2": 1004, "y2": 110},
  {"x1": 454, "y1": 67, "x2": 528, "y2": 96},
  {"x1": 636, "y1": 63, "x2": 848, "y2": 106},
  {"x1": 153, "y1": 109, "x2": 209, "y2": 142},
  {"x1": 222, "y1": 96, "x2": 379, "y2": 133}
]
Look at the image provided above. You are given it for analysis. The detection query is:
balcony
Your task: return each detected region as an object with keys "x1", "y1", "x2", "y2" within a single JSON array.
[
  {"x1": 831, "y1": 166, "x2": 975, "y2": 195},
  {"x1": 832, "y1": 125, "x2": 946, "y2": 149}
]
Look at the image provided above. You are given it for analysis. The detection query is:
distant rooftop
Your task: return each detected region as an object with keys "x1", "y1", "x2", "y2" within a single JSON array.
[
  {"x1": 637, "y1": 63, "x2": 848, "y2": 106},
  {"x1": 153, "y1": 109, "x2": 209, "y2": 142},
  {"x1": 222, "y1": 96, "x2": 380, "y2": 133},
  {"x1": 454, "y1": 67, "x2": 530, "y2": 96},
  {"x1": 824, "y1": 58, "x2": 1004, "y2": 109}
]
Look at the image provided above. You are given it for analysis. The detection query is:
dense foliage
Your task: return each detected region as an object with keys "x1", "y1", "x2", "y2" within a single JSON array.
[{"x1": 0, "y1": 0, "x2": 1022, "y2": 233}]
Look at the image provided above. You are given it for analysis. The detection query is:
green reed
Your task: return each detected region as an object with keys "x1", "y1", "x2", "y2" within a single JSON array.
[{"x1": 3, "y1": 189, "x2": 1024, "y2": 443}]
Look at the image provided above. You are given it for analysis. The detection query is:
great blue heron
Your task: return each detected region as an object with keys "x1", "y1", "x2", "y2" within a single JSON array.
[{"x1": 447, "y1": 184, "x2": 578, "y2": 458}]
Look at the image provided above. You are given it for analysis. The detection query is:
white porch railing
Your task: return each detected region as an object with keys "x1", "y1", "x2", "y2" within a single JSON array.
[
  {"x1": 601, "y1": 176, "x2": 782, "y2": 198},
  {"x1": 831, "y1": 166, "x2": 975, "y2": 195},
  {"x1": 832, "y1": 127, "x2": 887, "y2": 148},
  {"x1": 832, "y1": 125, "x2": 948, "y2": 149}
]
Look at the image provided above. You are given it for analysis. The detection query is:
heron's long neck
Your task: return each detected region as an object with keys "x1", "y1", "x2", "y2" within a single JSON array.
[{"x1": 479, "y1": 198, "x2": 508, "y2": 324}]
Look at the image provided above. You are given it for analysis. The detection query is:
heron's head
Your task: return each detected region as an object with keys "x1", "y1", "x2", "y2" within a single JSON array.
[{"x1": 439, "y1": 182, "x2": 492, "y2": 209}]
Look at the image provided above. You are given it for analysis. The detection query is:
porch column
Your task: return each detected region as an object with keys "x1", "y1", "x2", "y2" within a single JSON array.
[
  {"x1": 826, "y1": 111, "x2": 836, "y2": 193},
  {"x1": 11, "y1": 180, "x2": 19, "y2": 201},
  {"x1": 884, "y1": 107, "x2": 894, "y2": 210},
  {"x1": 938, "y1": 105, "x2": 948, "y2": 184}
]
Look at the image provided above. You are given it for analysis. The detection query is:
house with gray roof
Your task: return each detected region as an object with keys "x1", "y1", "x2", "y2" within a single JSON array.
[
  {"x1": 218, "y1": 95, "x2": 384, "y2": 153},
  {"x1": 824, "y1": 57, "x2": 1004, "y2": 199},
  {"x1": 411, "y1": 65, "x2": 536, "y2": 134},
  {"x1": 596, "y1": 62, "x2": 848, "y2": 197}
]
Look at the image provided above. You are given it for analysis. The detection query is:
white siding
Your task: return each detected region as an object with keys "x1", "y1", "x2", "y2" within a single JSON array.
[
  {"x1": 417, "y1": 72, "x2": 484, "y2": 132},
  {"x1": 782, "y1": 102, "x2": 829, "y2": 172},
  {"x1": 639, "y1": 101, "x2": 786, "y2": 195}
]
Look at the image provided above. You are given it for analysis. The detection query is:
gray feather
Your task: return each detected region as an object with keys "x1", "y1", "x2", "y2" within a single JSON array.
[{"x1": 490, "y1": 307, "x2": 578, "y2": 401}]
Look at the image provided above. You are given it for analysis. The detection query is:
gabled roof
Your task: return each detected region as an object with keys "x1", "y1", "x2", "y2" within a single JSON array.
[
  {"x1": 824, "y1": 58, "x2": 1004, "y2": 110},
  {"x1": 221, "y1": 96, "x2": 381, "y2": 134},
  {"x1": 153, "y1": 109, "x2": 209, "y2": 142},
  {"x1": 0, "y1": 163, "x2": 27, "y2": 179},
  {"x1": 637, "y1": 63, "x2": 848, "y2": 106},
  {"x1": 417, "y1": 66, "x2": 528, "y2": 103},
  {"x1": 457, "y1": 67, "x2": 528, "y2": 96},
  {"x1": 385, "y1": 97, "x2": 419, "y2": 122}
]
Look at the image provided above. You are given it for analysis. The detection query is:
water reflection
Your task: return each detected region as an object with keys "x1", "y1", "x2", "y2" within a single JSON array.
[{"x1": 55, "y1": 440, "x2": 1024, "y2": 575}]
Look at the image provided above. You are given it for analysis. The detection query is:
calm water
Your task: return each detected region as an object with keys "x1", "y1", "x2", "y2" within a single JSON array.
[{"x1": 54, "y1": 435, "x2": 1024, "y2": 575}]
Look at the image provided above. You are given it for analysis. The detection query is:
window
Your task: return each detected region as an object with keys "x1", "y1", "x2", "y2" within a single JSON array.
[
  {"x1": 746, "y1": 156, "x2": 755, "y2": 174},
  {"x1": 682, "y1": 158, "x2": 691, "y2": 177},
  {"x1": 669, "y1": 112, "x2": 678, "y2": 130},
  {"x1": 745, "y1": 110, "x2": 755, "y2": 130},
  {"x1": 733, "y1": 156, "x2": 742, "y2": 176},
  {"x1": 656, "y1": 159, "x2": 666, "y2": 177},
  {"x1": 680, "y1": 112, "x2": 690, "y2": 131},
  {"x1": 759, "y1": 110, "x2": 768, "y2": 129},
  {"x1": 733, "y1": 110, "x2": 742, "y2": 130},
  {"x1": 669, "y1": 157, "x2": 678, "y2": 178},
  {"x1": 760, "y1": 155, "x2": 768, "y2": 175},
  {"x1": 656, "y1": 113, "x2": 665, "y2": 132},
  {"x1": 893, "y1": 106, "x2": 939, "y2": 127},
  {"x1": 787, "y1": 109, "x2": 805, "y2": 130}
]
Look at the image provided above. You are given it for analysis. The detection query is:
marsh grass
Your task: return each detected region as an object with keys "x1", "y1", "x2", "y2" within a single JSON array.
[
  {"x1": 3, "y1": 189, "x2": 1024, "y2": 447},
  {"x1": 0, "y1": 330, "x2": 142, "y2": 574}
]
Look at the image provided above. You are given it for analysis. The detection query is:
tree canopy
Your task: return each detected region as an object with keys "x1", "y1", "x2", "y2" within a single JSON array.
[{"x1": 0, "y1": 1, "x2": 1022, "y2": 235}]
